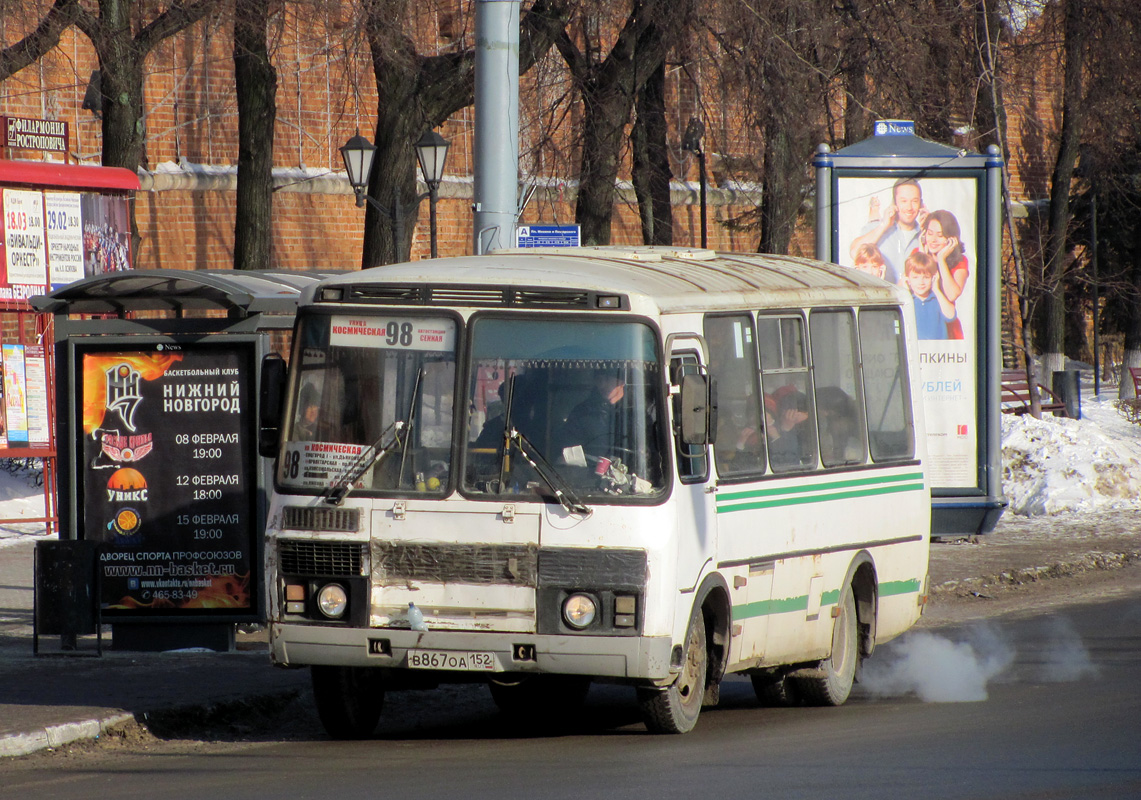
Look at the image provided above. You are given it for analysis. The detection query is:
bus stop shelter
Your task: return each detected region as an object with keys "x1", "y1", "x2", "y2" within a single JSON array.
[{"x1": 31, "y1": 269, "x2": 336, "y2": 652}]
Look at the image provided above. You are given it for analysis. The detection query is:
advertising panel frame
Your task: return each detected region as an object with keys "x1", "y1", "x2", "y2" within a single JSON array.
[{"x1": 814, "y1": 133, "x2": 1005, "y2": 536}]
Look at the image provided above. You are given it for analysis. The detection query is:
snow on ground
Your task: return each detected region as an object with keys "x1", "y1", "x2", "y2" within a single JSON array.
[
  {"x1": 1002, "y1": 383, "x2": 1141, "y2": 515},
  {"x1": 0, "y1": 371, "x2": 1138, "y2": 549}
]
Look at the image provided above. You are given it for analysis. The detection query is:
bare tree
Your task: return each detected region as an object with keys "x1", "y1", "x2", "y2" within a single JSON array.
[
  {"x1": 0, "y1": 0, "x2": 78, "y2": 81},
  {"x1": 73, "y1": 0, "x2": 223, "y2": 253},
  {"x1": 556, "y1": 0, "x2": 692, "y2": 246},
  {"x1": 359, "y1": 0, "x2": 572, "y2": 267}
]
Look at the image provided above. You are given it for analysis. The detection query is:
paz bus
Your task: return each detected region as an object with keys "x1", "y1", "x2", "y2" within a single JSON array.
[{"x1": 259, "y1": 246, "x2": 930, "y2": 736}]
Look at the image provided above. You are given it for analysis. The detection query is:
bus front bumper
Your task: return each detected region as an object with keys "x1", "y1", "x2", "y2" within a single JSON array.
[{"x1": 270, "y1": 623, "x2": 675, "y2": 681}]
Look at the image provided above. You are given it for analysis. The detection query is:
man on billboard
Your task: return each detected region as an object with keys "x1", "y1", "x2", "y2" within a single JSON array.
[{"x1": 847, "y1": 178, "x2": 926, "y2": 283}]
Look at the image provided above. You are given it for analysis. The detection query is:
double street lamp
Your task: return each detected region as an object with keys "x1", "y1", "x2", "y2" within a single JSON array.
[{"x1": 340, "y1": 129, "x2": 451, "y2": 258}]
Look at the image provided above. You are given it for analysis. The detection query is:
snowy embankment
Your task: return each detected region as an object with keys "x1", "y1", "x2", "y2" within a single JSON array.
[{"x1": 1002, "y1": 388, "x2": 1141, "y2": 516}]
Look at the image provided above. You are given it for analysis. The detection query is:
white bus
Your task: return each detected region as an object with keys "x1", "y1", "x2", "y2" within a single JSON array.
[{"x1": 261, "y1": 246, "x2": 930, "y2": 736}]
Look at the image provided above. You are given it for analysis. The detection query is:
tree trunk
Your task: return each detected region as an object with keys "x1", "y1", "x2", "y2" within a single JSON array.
[
  {"x1": 233, "y1": 0, "x2": 278, "y2": 271},
  {"x1": 1042, "y1": 0, "x2": 1086, "y2": 375},
  {"x1": 631, "y1": 61, "x2": 672, "y2": 246}
]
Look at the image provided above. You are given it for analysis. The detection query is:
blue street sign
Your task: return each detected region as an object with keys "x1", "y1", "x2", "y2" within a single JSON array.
[{"x1": 515, "y1": 225, "x2": 581, "y2": 248}]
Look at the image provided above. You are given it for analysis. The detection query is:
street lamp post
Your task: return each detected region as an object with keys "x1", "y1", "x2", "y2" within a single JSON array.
[
  {"x1": 340, "y1": 129, "x2": 451, "y2": 260},
  {"x1": 681, "y1": 117, "x2": 707, "y2": 249},
  {"x1": 414, "y1": 130, "x2": 451, "y2": 259}
]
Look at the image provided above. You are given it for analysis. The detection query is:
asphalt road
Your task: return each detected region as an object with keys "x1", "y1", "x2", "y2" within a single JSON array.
[{"x1": 3, "y1": 592, "x2": 1139, "y2": 800}]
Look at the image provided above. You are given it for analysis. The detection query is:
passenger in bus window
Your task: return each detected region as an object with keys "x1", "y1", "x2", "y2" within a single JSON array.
[
  {"x1": 766, "y1": 388, "x2": 813, "y2": 468},
  {"x1": 816, "y1": 386, "x2": 858, "y2": 466},
  {"x1": 294, "y1": 383, "x2": 321, "y2": 441}
]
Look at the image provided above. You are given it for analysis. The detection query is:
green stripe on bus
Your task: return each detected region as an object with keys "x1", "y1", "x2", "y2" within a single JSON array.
[
  {"x1": 717, "y1": 481, "x2": 925, "y2": 513},
  {"x1": 878, "y1": 578, "x2": 922, "y2": 597},
  {"x1": 733, "y1": 595, "x2": 809, "y2": 620},
  {"x1": 717, "y1": 472, "x2": 925, "y2": 503},
  {"x1": 732, "y1": 578, "x2": 921, "y2": 621}
]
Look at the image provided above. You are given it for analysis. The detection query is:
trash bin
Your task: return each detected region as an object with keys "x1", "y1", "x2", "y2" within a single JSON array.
[
  {"x1": 1052, "y1": 369, "x2": 1081, "y2": 420},
  {"x1": 34, "y1": 540, "x2": 101, "y2": 655}
]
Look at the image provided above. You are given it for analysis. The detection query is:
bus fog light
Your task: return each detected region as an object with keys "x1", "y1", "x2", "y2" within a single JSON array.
[
  {"x1": 317, "y1": 583, "x2": 348, "y2": 619},
  {"x1": 563, "y1": 593, "x2": 597, "y2": 629}
]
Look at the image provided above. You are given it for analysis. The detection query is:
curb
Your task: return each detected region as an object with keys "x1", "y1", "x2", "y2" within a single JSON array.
[
  {"x1": 932, "y1": 549, "x2": 1141, "y2": 595},
  {"x1": 0, "y1": 712, "x2": 135, "y2": 758}
]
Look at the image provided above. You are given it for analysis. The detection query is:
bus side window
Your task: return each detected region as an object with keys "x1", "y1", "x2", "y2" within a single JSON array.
[
  {"x1": 704, "y1": 315, "x2": 766, "y2": 477},
  {"x1": 809, "y1": 309, "x2": 868, "y2": 468},
  {"x1": 858, "y1": 308, "x2": 915, "y2": 461},
  {"x1": 757, "y1": 315, "x2": 817, "y2": 472},
  {"x1": 670, "y1": 354, "x2": 709, "y2": 483}
]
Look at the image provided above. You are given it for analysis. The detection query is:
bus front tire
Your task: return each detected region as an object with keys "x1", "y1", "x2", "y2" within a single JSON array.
[
  {"x1": 638, "y1": 611, "x2": 707, "y2": 734},
  {"x1": 311, "y1": 665, "x2": 385, "y2": 740},
  {"x1": 794, "y1": 586, "x2": 858, "y2": 706}
]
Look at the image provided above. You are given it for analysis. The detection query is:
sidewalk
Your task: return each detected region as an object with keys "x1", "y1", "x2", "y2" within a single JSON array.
[{"x1": 2, "y1": 512, "x2": 1140, "y2": 758}]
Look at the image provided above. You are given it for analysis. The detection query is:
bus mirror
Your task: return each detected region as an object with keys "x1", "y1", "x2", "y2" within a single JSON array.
[
  {"x1": 259, "y1": 354, "x2": 287, "y2": 458},
  {"x1": 680, "y1": 373, "x2": 714, "y2": 445}
]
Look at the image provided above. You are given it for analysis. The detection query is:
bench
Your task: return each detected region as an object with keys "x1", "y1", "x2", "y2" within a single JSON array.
[
  {"x1": 1000, "y1": 369, "x2": 1067, "y2": 416},
  {"x1": 1115, "y1": 367, "x2": 1141, "y2": 422}
]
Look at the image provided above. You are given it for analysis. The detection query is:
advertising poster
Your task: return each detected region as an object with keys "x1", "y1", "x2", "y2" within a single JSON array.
[
  {"x1": 23, "y1": 345, "x2": 50, "y2": 447},
  {"x1": 2, "y1": 188, "x2": 49, "y2": 299},
  {"x1": 80, "y1": 193, "x2": 132, "y2": 275},
  {"x1": 2, "y1": 344, "x2": 29, "y2": 445},
  {"x1": 80, "y1": 344, "x2": 256, "y2": 617},
  {"x1": 45, "y1": 191, "x2": 85, "y2": 288},
  {"x1": 835, "y1": 175, "x2": 979, "y2": 488}
]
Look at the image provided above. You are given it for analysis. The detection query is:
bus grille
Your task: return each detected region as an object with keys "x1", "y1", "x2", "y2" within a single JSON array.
[
  {"x1": 281, "y1": 506, "x2": 360, "y2": 532},
  {"x1": 279, "y1": 540, "x2": 366, "y2": 577},
  {"x1": 374, "y1": 542, "x2": 538, "y2": 586}
]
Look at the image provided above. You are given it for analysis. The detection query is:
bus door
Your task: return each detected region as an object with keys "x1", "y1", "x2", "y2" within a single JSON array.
[
  {"x1": 668, "y1": 344, "x2": 718, "y2": 600},
  {"x1": 703, "y1": 314, "x2": 774, "y2": 664}
]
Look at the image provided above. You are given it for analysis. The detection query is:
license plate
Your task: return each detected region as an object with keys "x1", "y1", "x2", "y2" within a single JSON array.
[{"x1": 407, "y1": 649, "x2": 499, "y2": 672}]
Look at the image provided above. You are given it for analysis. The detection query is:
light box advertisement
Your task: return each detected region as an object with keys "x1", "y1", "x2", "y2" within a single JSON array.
[{"x1": 78, "y1": 341, "x2": 258, "y2": 619}]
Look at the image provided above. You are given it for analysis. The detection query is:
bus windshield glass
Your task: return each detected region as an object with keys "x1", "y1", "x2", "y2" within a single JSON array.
[
  {"x1": 278, "y1": 313, "x2": 457, "y2": 496},
  {"x1": 463, "y1": 316, "x2": 666, "y2": 502}
]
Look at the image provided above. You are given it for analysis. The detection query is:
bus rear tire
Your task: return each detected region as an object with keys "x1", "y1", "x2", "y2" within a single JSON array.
[
  {"x1": 638, "y1": 610, "x2": 707, "y2": 734},
  {"x1": 311, "y1": 665, "x2": 385, "y2": 739},
  {"x1": 794, "y1": 586, "x2": 858, "y2": 706}
]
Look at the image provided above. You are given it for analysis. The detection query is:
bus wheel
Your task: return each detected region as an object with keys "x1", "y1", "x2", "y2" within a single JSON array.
[
  {"x1": 489, "y1": 675, "x2": 591, "y2": 720},
  {"x1": 638, "y1": 611, "x2": 707, "y2": 734},
  {"x1": 796, "y1": 586, "x2": 858, "y2": 706},
  {"x1": 311, "y1": 665, "x2": 385, "y2": 739}
]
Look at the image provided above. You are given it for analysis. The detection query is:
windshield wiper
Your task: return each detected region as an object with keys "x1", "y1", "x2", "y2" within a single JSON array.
[
  {"x1": 397, "y1": 367, "x2": 425, "y2": 489},
  {"x1": 509, "y1": 428, "x2": 591, "y2": 516},
  {"x1": 322, "y1": 421, "x2": 406, "y2": 506}
]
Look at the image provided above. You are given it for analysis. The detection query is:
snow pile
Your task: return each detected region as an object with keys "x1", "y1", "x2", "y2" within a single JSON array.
[{"x1": 1002, "y1": 389, "x2": 1141, "y2": 516}]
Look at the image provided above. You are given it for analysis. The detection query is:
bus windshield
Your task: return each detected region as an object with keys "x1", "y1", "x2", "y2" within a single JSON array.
[
  {"x1": 463, "y1": 316, "x2": 666, "y2": 503},
  {"x1": 278, "y1": 313, "x2": 457, "y2": 496}
]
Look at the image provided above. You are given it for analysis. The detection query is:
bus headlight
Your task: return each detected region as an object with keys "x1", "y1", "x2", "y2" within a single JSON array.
[
  {"x1": 563, "y1": 593, "x2": 597, "y2": 629},
  {"x1": 316, "y1": 583, "x2": 349, "y2": 619}
]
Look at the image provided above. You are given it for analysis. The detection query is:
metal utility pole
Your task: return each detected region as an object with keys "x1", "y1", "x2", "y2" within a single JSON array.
[{"x1": 473, "y1": 0, "x2": 520, "y2": 254}]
